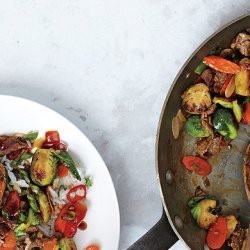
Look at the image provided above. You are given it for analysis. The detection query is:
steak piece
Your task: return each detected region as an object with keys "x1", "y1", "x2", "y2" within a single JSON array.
[
  {"x1": 228, "y1": 226, "x2": 246, "y2": 250},
  {"x1": 231, "y1": 32, "x2": 250, "y2": 57},
  {"x1": 196, "y1": 135, "x2": 230, "y2": 158},
  {"x1": 0, "y1": 136, "x2": 27, "y2": 156},
  {"x1": 213, "y1": 71, "x2": 228, "y2": 94},
  {"x1": 201, "y1": 69, "x2": 228, "y2": 94}
]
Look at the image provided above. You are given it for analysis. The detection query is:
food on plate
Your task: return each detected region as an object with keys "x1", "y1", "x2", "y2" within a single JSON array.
[{"x1": 0, "y1": 130, "x2": 93, "y2": 249}]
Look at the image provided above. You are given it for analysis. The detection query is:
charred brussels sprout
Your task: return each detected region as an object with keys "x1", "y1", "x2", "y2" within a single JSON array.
[
  {"x1": 37, "y1": 189, "x2": 51, "y2": 224},
  {"x1": 213, "y1": 109, "x2": 237, "y2": 140},
  {"x1": 190, "y1": 199, "x2": 217, "y2": 229},
  {"x1": 182, "y1": 83, "x2": 212, "y2": 114},
  {"x1": 213, "y1": 97, "x2": 233, "y2": 109},
  {"x1": 58, "y1": 238, "x2": 77, "y2": 250},
  {"x1": 185, "y1": 116, "x2": 210, "y2": 137},
  {"x1": 31, "y1": 149, "x2": 56, "y2": 186}
]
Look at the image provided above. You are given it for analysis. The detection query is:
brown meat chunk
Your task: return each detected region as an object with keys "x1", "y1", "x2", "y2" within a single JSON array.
[
  {"x1": 196, "y1": 135, "x2": 230, "y2": 158},
  {"x1": 201, "y1": 69, "x2": 214, "y2": 87},
  {"x1": 219, "y1": 48, "x2": 235, "y2": 59},
  {"x1": 0, "y1": 136, "x2": 27, "y2": 156},
  {"x1": 201, "y1": 69, "x2": 228, "y2": 94},
  {"x1": 228, "y1": 226, "x2": 246, "y2": 250},
  {"x1": 213, "y1": 71, "x2": 228, "y2": 93},
  {"x1": 231, "y1": 32, "x2": 250, "y2": 56}
]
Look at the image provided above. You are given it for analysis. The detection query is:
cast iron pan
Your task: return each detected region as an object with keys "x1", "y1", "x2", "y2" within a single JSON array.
[{"x1": 128, "y1": 13, "x2": 250, "y2": 250}]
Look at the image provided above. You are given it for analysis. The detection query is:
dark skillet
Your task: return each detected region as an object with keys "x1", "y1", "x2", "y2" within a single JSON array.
[{"x1": 128, "y1": 13, "x2": 250, "y2": 250}]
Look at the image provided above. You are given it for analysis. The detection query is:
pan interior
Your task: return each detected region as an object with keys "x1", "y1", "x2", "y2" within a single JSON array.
[{"x1": 157, "y1": 15, "x2": 250, "y2": 250}]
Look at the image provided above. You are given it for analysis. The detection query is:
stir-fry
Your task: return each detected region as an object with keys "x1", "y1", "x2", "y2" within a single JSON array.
[
  {"x1": 173, "y1": 28, "x2": 250, "y2": 249},
  {"x1": 0, "y1": 130, "x2": 95, "y2": 250}
]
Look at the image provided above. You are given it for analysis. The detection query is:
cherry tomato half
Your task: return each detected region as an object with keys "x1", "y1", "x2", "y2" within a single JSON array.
[{"x1": 45, "y1": 131, "x2": 60, "y2": 143}]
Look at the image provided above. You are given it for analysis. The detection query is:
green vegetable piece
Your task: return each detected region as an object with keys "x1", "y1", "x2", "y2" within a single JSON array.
[
  {"x1": 185, "y1": 116, "x2": 210, "y2": 138},
  {"x1": 194, "y1": 61, "x2": 207, "y2": 75},
  {"x1": 30, "y1": 149, "x2": 56, "y2": 186},
  {"x1": 58, "y1": 238, "x2": 77, "y2": 250},
  {"x1": 232, "y1": 100, "x2": 242, "y2": 123},
  {"x1": 37, "y1": 189, "x2": 51, "y2": 224},
  {"x1": 85, "y1": 177, "x2": 92, "y2": 188},
  {"x1": 25, "y1": 131, "x2": 39, "y2": 141},
  {"x1": 21, "y1": 152, "x2": 33, "y2": 159},
  {"x1": 190, "y1": 199, "x2": 217, "y2": 229},
  {"x1": 30, "y1": 184, "x2": 40, "y2": 194},
  {"x1": 213, "y1": 97, "x2": 233, "y2": 109},
  {"x1": 56, "y1": 151, "x2": 81, "y2": 180},
  {"x1": 18, "y1": 213, "x2": 27, "y2": 223},
  {"x1": 28, "y1": 208, "x2": 40, "y2": 226},
  {"x1": 14, "y1": 223, "x2": 27, "y2": 237},
  {"x1": 27, "y1": 193, "x2": 39, "y2": 212},
  {"x1": 213, "y1": 109, "x2": 237, "y2": 140}
]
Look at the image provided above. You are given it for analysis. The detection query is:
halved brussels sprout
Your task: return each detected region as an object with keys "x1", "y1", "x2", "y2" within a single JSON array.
[{"x1": 182, "y1": 83, "x2": 212, "y2": 114}]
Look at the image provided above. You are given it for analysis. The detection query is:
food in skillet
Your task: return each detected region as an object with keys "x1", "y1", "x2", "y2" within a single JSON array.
[
  {"x1": 172, "y1": 29, "x2": 250, "y2": 249},
  {"x1": 0, "y1": 130, "x2": 96, "y2": 250}
]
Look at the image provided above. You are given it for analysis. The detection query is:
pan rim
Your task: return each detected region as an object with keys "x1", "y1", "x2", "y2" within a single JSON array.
[{"x1": 155, "y1": 12, "x2": 250, "y2": 248}]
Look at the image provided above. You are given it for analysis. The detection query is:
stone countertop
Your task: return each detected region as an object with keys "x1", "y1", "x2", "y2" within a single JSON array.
[{"x1": 0, "y1": 1, "x2": 249, "y2": 249}]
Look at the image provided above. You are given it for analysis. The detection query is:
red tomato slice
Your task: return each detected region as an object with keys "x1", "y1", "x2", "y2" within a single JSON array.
[
  {"x1": 182, "y1": 156, "x2": 212, "y2": 176},
  {"x1": 207, "y1": 216, "x2": 227, "y2": 249},
  {"x1": 67, "y1": 185, "x2": 86, "y2": 203},
  {"x1": 45, "y1": 130, "x2": 60, "y2": 143},
  {"x1": 4, "y1": 190, "x2": 20, "y2": 217},
  {"x1": 203, "y1": 56, "x2": 240, "y2": 74}
]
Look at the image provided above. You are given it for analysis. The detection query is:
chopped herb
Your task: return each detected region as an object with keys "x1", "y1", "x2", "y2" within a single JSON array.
[
  {"x1": 21, "y1": 153, "x2": 33, "y2": 159},
  {"x1": 18, "y1": 213, "x2": 27, "y2": 223},
  {"x1": 25, "y1": 131, "x2": 38, "y2": 141},
  {"x1": 27, "y1": 193, "x2": 39, "y2": 212},
  {"x1": 85, "y1": 177, "x2": 92, "y2": 187},
  {"x1": 194, "y1": 61, "x2": 207, "y2": 75},
  {"x1": 54, "y1": 151, "x2": 81, "y2": 180}
]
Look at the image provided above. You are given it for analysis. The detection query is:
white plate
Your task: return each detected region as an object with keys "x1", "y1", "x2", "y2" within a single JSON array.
[{"x1": 0, "y1": 95, "x2": 120, "y2": 250}]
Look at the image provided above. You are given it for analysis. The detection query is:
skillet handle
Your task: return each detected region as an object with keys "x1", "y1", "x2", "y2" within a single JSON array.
[{"x1": 127, "y1": 210, "x2": 178, "y2": 250}]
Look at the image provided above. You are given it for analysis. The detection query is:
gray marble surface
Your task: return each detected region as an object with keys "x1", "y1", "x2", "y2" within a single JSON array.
[{"x1": 0, "y1": 1, "x2": 249, "y2": 249}]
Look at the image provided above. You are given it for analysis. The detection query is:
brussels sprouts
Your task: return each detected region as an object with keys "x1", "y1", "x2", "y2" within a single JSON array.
[
  {"x1": 30, "y1": 149, "x2": 56, "y2": 186},
  {"x1": 185, "y1": 116, "x2": 210, "y2": 137},
  {"x1": 213, "y1": 97, "x2": 233, "y2": 109},
  {"x1": 190, "y1": 199, "x2": 218, "y2": 229},
  {"x1": 213, "y1": 109, "x2": 237, "y2": 140},
  {"x1": 182, "y1": 83, "x2": 212, "y2": 114}
]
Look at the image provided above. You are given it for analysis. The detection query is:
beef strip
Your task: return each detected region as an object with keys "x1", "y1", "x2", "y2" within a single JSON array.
[
  {"x1": 231, "y1": 32, "x2": 250, "y2": 57},
  {"x1": 213, "y1": 71, "x2": 228, "y2": 93},
  {"x1": 228, "y1": 226, "x2": 246, "y2": 250},
  {"x1": 196, "y1": 135, "x2": 230, "y2": 158},
  {"x1": 201, "y1": 69, "x2": 228, "y2": 94},
  {"x1": 219, "y1": 48, "x2": 235, "y2": 59},
  {"x1": 201, "y1": 69, "x2": 214, "y2": 87},
  {"x1": 0, "y1": 136, "x2": 28, "y2": 156}
]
